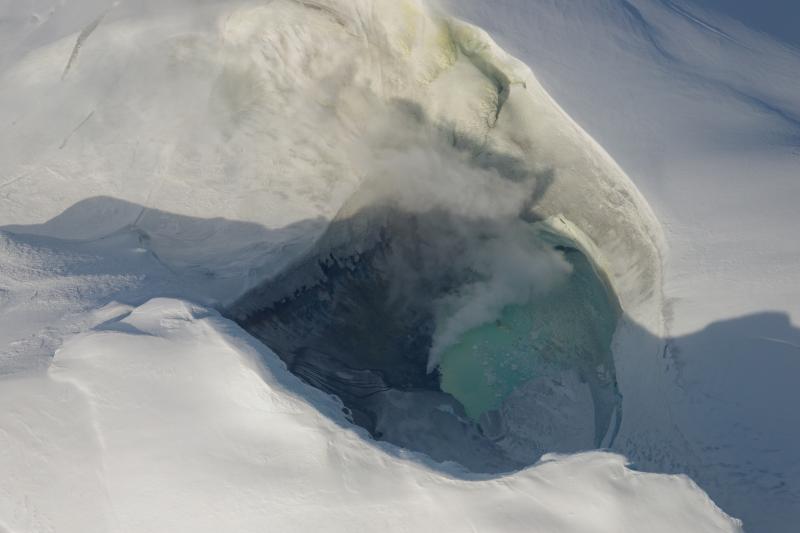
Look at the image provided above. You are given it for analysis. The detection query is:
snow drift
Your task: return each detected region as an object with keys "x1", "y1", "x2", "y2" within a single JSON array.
[{"x1": 3, "y1": 0, "x2": 796, "y2": 530}]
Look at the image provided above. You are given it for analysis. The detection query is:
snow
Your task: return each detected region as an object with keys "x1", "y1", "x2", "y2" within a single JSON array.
[
  {"x1": 444, "y1": 1, "x2": 800, "y2": 530},
  {"x1": 0, "y1": 298, "x2": 740, "y2": 533},
  {"x1": 0, "y1": 0, "x2": 796, "y2": 531}
]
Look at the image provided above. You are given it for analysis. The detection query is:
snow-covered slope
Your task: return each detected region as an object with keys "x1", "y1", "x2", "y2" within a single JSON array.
[
  {"x1": 0, "y1": 0, "x2": 796, "y2": 531},
  {"x1": 0, "y1": 297, "x2": 740, "y2": 533},
  {"x1": 444, "y1": 1, "x2": 800, "y2": 530}
]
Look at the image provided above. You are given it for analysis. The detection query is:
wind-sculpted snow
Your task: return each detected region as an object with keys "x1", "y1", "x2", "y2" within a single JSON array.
[
  {"x1": 2, "y1": 0, "x2": 787, "y2": 531},
  {"x1": 0, "y1": 297, "x2": 742, "y2": 532}
]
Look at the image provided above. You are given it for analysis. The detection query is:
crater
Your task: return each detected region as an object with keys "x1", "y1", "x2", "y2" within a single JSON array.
[{"x1": 229, "y1": 204, "x2": 623, "y2": 473}]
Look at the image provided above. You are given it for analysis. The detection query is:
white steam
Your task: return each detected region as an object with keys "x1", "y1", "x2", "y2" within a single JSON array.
[
  {"x1": 427, "y1": 226, "x2": 571, "y2": 371},
  {"x1": 342, "y1": 106, "x2": 573, "y2": 372}
]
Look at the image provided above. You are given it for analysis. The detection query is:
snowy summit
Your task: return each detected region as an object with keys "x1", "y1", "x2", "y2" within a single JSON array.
[{"x1": 0, "y1": 1, "x2": 798, "y2": 532}]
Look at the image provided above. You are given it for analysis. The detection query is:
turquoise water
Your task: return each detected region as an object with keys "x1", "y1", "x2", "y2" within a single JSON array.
[{"x1": 439, "y1": 245, "x2": 621, "y2": 429}]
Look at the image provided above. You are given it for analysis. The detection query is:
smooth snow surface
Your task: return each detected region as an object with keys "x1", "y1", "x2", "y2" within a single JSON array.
[
  {"x1": 0, "y1": 298, "x2": 739, "y2": 533},
  {"x1": 0, "y1": 0, "x2": 796, "y2": 531}
]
